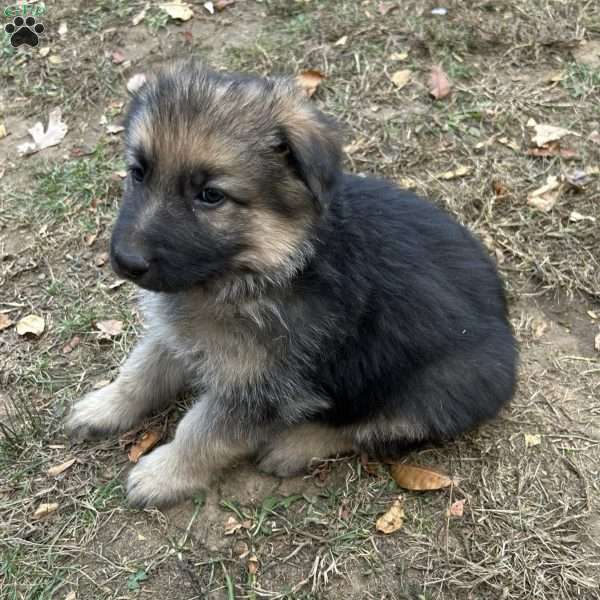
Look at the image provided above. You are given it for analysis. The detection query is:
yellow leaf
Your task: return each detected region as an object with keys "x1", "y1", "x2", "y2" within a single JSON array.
[
  {"x1": 376, "y1": 498, "x2": 405, "y2": 534},
  {"x1": 47, "y1": 458, "x2": 76, "y2": 477},
  {"x1": 33, "y1": 502, "x2": 59, "y2": 519},
  {"x1": 438, "y1": 165, "x2": 471, "y2": 180},
  {"x1": 391, "y1": 69, "x2": 411, "y2": 89},
  {"x1": 390, "y1": 463, "x2": 453, "y2": 491},
  {"x1": 16, "y1": 314, "x2": 45, "y2": 337},
  {"x1": 95, "y1": 319, "x2": 123, "y2": 339},
  {"x1": 531, "y1": 124, "x2": 579, "y2": 147}
]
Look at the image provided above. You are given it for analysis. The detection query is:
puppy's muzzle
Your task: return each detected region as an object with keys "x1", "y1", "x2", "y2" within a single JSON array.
[{"x1": 111, "y1": 243, "x2": 150, "y2": 280}]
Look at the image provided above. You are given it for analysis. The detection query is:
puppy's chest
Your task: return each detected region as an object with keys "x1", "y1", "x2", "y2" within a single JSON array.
[{"x1": 144, "y1": 293, "x2": 277, "y2": 387}]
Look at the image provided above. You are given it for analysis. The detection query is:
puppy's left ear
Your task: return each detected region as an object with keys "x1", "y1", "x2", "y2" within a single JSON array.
[{"x1": 275, "y1": 85, "x2": 343, "y2": 210}]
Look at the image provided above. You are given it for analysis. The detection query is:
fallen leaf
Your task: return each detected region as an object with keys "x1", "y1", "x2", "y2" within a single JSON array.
[
  {"x1": 132, "y1": 3, "x2": 149, "y2": 26},
  {"x1": 0, "y1": 314, "x2": 13, "y2": 331},
  {"x1": 296, "y1": 69, "x2": 325, "y2": 98},
  {"x1": 569, "y1": 211, "x2": 596, "y2": 223},
  {"x1": 161, "y1": 0, "x2": 194, "y2": 20},
  {"x1": 391, "y1": 69, "x2": 411, "y2": 89},
  {"x1": 530, "y1": 123, "x2": 579, "y2": 147},
  {"x1": 527, "y1": 175, "x2": 561, "y2": 211},
  {"x1": 17, "y1": 108, "x2": 68, "y2": 156},
  {"x1": 48, "y1": 54, "x2": 62, "y2": 65},
  {"x1": 447, "y1": 498, "x2": 465, "y2": 517},
  {"x1": 492, "y1": 180, "x2": 510, "y2": 197},
  {"x1": 203, "y1": 1, "x2": 215, "y2": 14},
  {"x1": 524, "y1": 433, "x2": 541, "y2": 448},
  {"x1": 58, "y1": 21, "x2": 68, "y2": 37},
  {"x1": 64, "y1": 592, "x2": 77, "y2": 600},
  {"x1": 376, "y1": 498, "x2": 405, "y2": 534},
  {"x1": 106, "y1": 279, "x2": 126, "y2": 290},
  {"x1": 128, "y1": 430, "x2": 162, "y2": 463},
  {"x1": 389, "y1": 51, "x2": 409, "y2": 61},
  {"x1": 105, "y1": 124, "x2": 125, "y2": 135},
  {"x1": 111, "y1": 50, "x2": 126, "y2": 65},
  {"x1": 95, "y1": 319, "x2": 123, "y2": 339},
  {"x1": 532, "y1": 319, "x2": 548, "y2": 339},
  {"x1": 390, "y1": 463, "x2": 453, "y2": 490},
  {"x1": 526, "y1": 141, "x2": 578, "y2": 159},
  {"x1": 47, "y1": 458, "x2": 76, "y2": 477},
  {"x1": 214, "y1": 0, "x2": 235, "y2": 10},
  {"x1": 334, "y1": 35, "x2": 348, "y2": 47},
  {"x1": 438, "y1": 165, "x2": 471, "y2": 180},
  {"x1": 127, "y1": 73, "x2": 147, "y2": 94},
  {"x1": 595, "y1": 332, "x2": 600, "y2": 352},
  {"x1": 224, "y1": 515, "x2": 252, "y2": 535},
  {"x1": 429, "y1": 65, "x2": 451, "y2": 100},
  {"x1": 0, "y1": 123, "x2": 7, "y2": 139},
  {"x1": 62, "y1": 336, "x2": 81, "y2": 354},
  {"x1": 247, "y1": 554, "x2": 259, "y2": 575},
  {"x1": 33, "y1": 502, "x2": 59, "y2": 519},
  {"x1": 39, "y1": 46, "x2": 50, "y2": 57},
  {"x1": 360, "y1": 452, "x2": 380, "y2": 476},
  {"x1": 16, "y1": 314, "x2": 45, "y2": 337}
]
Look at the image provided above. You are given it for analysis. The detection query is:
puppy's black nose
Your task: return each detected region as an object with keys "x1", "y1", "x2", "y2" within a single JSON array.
[{"x1": 112, "y1": 247, "x2": 150, "y2": 279}]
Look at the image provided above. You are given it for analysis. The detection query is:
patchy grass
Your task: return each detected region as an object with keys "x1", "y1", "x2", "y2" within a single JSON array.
[{"x1": 1, "y1": 0, "x2": 599, "y2": 599}]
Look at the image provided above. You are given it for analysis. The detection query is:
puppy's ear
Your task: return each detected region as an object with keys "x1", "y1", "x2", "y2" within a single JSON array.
[{"x1": 275, "y1": 86, "x2": 342, "y2": 210}]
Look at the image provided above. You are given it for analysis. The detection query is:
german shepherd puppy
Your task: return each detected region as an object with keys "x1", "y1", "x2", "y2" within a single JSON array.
[{"x1": 66, "y1": 60, "x2": 517, "y2": 507}]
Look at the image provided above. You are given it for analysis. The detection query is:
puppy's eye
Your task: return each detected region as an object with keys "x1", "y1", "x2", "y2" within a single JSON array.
[
  {"x1": 197, "y1": 187, "x2": 226, "y2": 207},
  {"x1": 129, "y1": 166, "x2": 145, "y2": 183}
]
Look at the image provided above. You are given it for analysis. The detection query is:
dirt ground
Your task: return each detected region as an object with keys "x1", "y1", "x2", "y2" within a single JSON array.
[{"x1": 1, "y1": 1, "x2": 599, "y2": 599}]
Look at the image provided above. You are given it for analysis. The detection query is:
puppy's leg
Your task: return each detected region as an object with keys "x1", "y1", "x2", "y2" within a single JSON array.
[
  {"x1": 127, "y1": 396, "x2": 250, "y2": 507},
  {"x1": 66, "y1": 333, "x2": 189, "y2": 441},
  {"x1": 257, "y1": 423, "x2": 354, "y2": 477}
]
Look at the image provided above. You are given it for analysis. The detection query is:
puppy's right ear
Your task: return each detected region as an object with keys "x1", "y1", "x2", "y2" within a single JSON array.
[{"x1": 275, "y1": 84, "x2": 343, "y2": 211}]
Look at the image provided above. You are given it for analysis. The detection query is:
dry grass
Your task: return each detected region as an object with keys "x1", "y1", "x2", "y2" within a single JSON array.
[{"x1": 1, "y1": 1, "x2": 599, "y2": 599}]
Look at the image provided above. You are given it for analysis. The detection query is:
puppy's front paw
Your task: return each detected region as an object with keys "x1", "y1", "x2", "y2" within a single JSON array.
[
  {"x1": 65, "y1": 383, "x2": 135, "y2": 441},
  {"x1": 127, "y1": 444, "x2": 203, "y2": 508},
  {"x1": 256, "y1": 446, "x2": 310, "y2": 478}
]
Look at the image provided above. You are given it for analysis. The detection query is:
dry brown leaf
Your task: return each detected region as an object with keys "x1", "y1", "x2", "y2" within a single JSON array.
[
  {"x1": 375, "y1": 498, "x2": 405, "y2": 534},
  {"x1": 214, "y1": 0, "x2": 235, "y2": 10},
  {"x1": 527, "y1": 175, "x2": 561, "y2": 211},
  {"x1": 94, "y1": 252, "x2": 109, "y2": 267},
  {"x1": 492, "y1": 180, "x2": 510, "y2": 197},
  {"x1": 247, "y1": 554, "x2": 259, "y2": 575},
  {"x1": 390, "y1": 463, "x2": 453, "y2": 491},
  {"x1": 334, "y1": 35, "x2": 348, "y2": 47},
  {"x1": 16, "y1": 314, "x2": 45, "y2": 337},
  {"x1": 0, "y1": 313, "x2": 13, "y2": 331},
  {"x1": 161, "y1": 1, "x2": 193, "y2": 20},
  {"x1": 524, "y1": 433, "x2": 541, "y2": 448},
  {"x1": 296, "y1": 69, "x2": 325, "y2": 98},
  {"x1": 128, "y1": 430, "x2": 162, "y2": 463},
  {"x1": 17, "y1": 108, "x2": 68, "y2": 156},
  {"x1": 447, "y1": 498, "x2": 466, "y2": 517},
  {"x1": 526, "y1": 142, "x2": 578, "y2": 159},
  {"x1": 389, "y1": 51, "x2": 409, "y2": 61},
  {"x1": 33, "y1": 502, "x2": 59, "y2": 519},
  {"x1": 47, "y1": 458, "x2": 76, "y2": 477},
  {"x1": 438, "y1": 165, "x2": 471, "y2": 180},
  {"x1": 62, "y1": 336, "x2": 81, "y2": 354},
  {"x1": 429, "y1": 65, "x2": 451, "y2": 100},
  {"x1": 390, "y1": 69, "x2": 411, "y2": 89},
  {"x1": 530, "y1": 123, "x2": 579, "y2": 147},
  {"x1": 224, "y1": 515, "x2": 252, "y2": 535},
  {"x1": 95, "y1": 319, "x2": 123, "y2": 339}
]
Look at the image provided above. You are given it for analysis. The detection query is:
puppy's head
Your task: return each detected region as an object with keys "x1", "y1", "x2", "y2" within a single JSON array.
[{"x1": 110, "y1": 60, "x2": 342, "y2": 293}]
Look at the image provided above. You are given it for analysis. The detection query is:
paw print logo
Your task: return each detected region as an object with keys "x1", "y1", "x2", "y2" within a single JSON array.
[{"x1": 4, "y1": 16, "x2": 44, "y2": 48}]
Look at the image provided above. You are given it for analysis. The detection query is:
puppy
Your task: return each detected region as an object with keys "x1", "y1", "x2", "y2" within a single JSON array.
[{"x1": 66, "y1": 60, "x2": 518, "y2": 507}]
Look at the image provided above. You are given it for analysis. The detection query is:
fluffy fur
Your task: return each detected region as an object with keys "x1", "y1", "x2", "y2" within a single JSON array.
[{"x1": 66, "y1": 60, "x2": 518, "y2": 507}]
